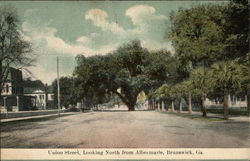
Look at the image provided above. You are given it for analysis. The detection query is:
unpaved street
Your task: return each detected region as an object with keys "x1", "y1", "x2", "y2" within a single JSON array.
[{"x1": 1, "y1": 111, "x2": 249, "y2": 148}]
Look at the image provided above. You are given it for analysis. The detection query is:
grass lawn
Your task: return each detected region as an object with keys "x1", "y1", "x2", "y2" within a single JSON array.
[{"x1": 160, "y1": 111, "x2": 225, "y2": 122}]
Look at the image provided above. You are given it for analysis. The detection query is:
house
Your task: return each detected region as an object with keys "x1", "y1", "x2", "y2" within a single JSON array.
[
  {"x1": 1, "y1": 67, "x2": 24, "y2": 112},
  {"x1": 0, "y1": 67, "x2": 55, "y2": 112},
  {"x1": 23, "y1": 86, "x2": 54, "y2": 110}
]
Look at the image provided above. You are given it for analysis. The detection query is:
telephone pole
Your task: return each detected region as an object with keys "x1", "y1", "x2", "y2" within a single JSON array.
[{"x1": 57, "y1": 56, "x2": 61, "y2": 116}]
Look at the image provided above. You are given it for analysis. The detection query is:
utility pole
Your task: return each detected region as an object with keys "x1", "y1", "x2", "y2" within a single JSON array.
[{"x1": 57, "y1": 56, "x2": 61, "y2": 116}]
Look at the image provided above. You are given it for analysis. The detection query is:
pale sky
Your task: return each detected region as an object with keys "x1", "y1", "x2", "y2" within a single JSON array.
[{"x1": 2, "y1": 1, "x2": 225, "y2": 85}]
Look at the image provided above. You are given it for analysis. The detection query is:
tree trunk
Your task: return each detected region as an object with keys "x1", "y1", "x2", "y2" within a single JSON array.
[
  {"x1": 159, "y1": 100, "x2": 162, "y2": 111},
  {"x1": 179, "y1": 99, "x2": 182, "y2": 113},
  {"x1": 0, "y1": 82, "x2": 2, "y2": 102},
  {"x1": 200, "y1": 88, "x2": 207, "y2": 117},
  {"x1": 223, "y1": 89, "x2": 229, "y2": 120},
  {"x1": 126, "y1": 97, "x2": 137, "y2": 111},
  {"x1": 128, "y1": 104, "x2": 135, "y2": 111},
  {"x1": 153, "y1": 99, "x2": 156, "y2": 110},
  {"x1": 188, "y1": 92, "x2": 192, "y2": 114},
  {"x1": 247, "y1": 89, "x2": 250, "y2": 117},
  {"x1": 247, "y1": 95, "x2": 250, "y2": 117},
  {"x1": 171, "y1": 101, "x2": 175, "y2": 112},
  {"x1": 160, "y1": 100, "x2": 163, "y2": 111},
  {"x1": 113, "y1": 90, "x2": 137, "y2": 111},
  {"x1": 0, "y1": 60, "x2": 3, "y2": 101},
  {"x1": 150, "y1": 99, "x2": 153, "y2": 110},
  {"x1": 162, "y1": 101, "x2": 165, "y2": 111}
]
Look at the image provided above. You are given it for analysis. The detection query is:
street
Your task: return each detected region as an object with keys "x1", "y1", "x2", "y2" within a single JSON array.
[{"x1": 1, "y1": 111, "x2": 249, "y2": 148}]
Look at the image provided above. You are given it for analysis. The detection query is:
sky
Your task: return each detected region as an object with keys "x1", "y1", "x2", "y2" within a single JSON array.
[{"x1": 2, "y1": 1, "x2": 225, "y2": 85}]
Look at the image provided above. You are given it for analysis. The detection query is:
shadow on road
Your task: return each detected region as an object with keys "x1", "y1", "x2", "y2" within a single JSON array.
[{"x1": 94, "y1": 110, "x2": 152, "y2": 112}]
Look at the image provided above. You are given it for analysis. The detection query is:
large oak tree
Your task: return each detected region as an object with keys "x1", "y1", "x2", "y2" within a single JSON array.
[{"x1": 74, "y1": 40, "x2": 174, "y2": 111}]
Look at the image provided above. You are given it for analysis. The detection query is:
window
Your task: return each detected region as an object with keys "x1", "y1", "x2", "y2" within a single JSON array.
[
  {"x1": 40, "y1": 95, "x2": 45, "y2": 100},
  {"x1": 6, "y1": 84, "x2": 9, "y2": 93}
]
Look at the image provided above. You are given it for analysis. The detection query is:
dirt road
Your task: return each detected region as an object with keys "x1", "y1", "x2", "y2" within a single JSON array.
[{"x1": 1, "y1": 111, "x2": 249, "y2": 148}]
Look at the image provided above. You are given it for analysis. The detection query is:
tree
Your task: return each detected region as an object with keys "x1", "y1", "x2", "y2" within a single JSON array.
[
  {"x1": 154, "y1": 84, "x2": 176, "y2": 112},
  {"x1": 170, "y1": 84, "x2": 184, "y2": 112},
  {"x1": 208, "y1": 61, "x2": 248, "y2": 119},
  {"x1": 176, "y1": 80, "x2": 198, "y2": 113},
  {"x1": 239, "y1": 53, "x2": 250, "y2": 116},
  {"x1": 74, "y1": 40, "x2": 174, "y2": 111},
  {"x1": 52, "y1": 76, "x2": 76, "y2": 108},
  {"x1": 226, "y1": 0, "x2": 250, "y2": 116},
  {"x1": 169, "y1": 4, "x2": 228, "y2": 69},
  {"x1": 146, "y1": 50, "x2": 178, "y2": 111},
  {"x1": 0, "y1": 5, "x2": 33, "y2": 99},
  {"x1": 74, "y1": 53, "x2": 120, "y2": 109},
  {"x1": 168, "y1": 4, "x2": 231, "y2": 117},
  {"x1": 22, "y1": 78, "x2": 44, "y2": 89},
  {"x1": 189, "y1": 67, "x2": 210, "y2": 117},
  {"x1": 166, "y1": 0, "x2": 249, "y2": 118},
  {"x1": 225, "y1": 0, "x2": 249, "y2": 61},
  {"x1": 154, "y1": 84, "x2": 169, "y2": 111},
  {"x1": 155, "y1": 80, "x2": 195, "y2": 113}
]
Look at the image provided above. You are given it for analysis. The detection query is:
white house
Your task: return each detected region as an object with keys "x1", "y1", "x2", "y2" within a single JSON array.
[{"x1": 24, "y1": 87, "x2": 54, "y2": 110}]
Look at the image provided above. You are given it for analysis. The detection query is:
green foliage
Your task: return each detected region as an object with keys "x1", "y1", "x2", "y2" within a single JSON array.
[
  {"x1": 52, "y1": 76, "x2": 75, "y2": 108},
  {"x1": 189, "y1": 67, "x2": 210, "y2": 91},
  {"x1": 153, "y1": 72, "x2": 202, "y2": 107},
  {"x1": 208, "y1": 61, "x2": 249, "y2": 92},
  {"x1": 23, "y1": 78, "x2": 44, "y2": 89},
  {"x1": 144, "y1": 50, "x2": 177, "y2": 82},
  {"x1": 74, "y1": 40, "x2": 174, "y2": 110},
  {"x1": 225, "y1": 0, "x2": 249, "y2": 60},
  {"x1": 169, "y1": 4, "x2": 228, "y2": 72},
  {"x1": 151, "y1": 0, "x2": 249, "y2": 117}
]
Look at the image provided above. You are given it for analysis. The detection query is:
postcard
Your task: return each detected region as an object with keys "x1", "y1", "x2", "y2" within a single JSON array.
[{"x1": 0, "y1": 0, "x2": 249, "y2": 160}]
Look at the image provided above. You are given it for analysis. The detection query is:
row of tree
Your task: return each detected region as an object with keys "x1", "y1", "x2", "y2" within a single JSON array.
[
  {"x1": 152, "y1": 0, "x2": 249, "y2": 119},
  {"x1": 71, "y1": 0, "x2": 249, "y2": 119}
]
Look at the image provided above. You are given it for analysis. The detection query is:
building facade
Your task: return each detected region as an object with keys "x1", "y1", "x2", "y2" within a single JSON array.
[
  {"x1": 23, "y1": 87, "x2": 54, "y2": 110},
  {"x1": 1, "y1": 67, "x2": 55, "y2": 112},
  {"x1": 0, "y1": 67, "x2": 25, "y2": 112}
]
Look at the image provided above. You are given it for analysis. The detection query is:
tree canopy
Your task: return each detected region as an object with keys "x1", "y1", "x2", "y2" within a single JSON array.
[
  {"x1": 74, "y1": 40, "x2": 175, "y2": 111},
  {"x1": 23, "y1": 78, "x2": 44, "y2": 89},
  {"x1": 52, "y1": 76, "x2": 75, "y2": 108}
]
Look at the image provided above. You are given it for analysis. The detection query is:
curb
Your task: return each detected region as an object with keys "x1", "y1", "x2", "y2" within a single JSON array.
[{"x1": 0, "y1": 112, "x2": 79, "y2": 123}]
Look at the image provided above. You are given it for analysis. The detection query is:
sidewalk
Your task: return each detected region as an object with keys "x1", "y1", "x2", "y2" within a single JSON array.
[{"x1": 0, "y1": 112, "x2": 79, "y2": 123}]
